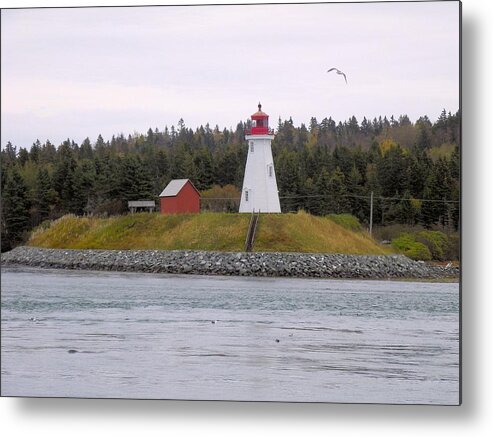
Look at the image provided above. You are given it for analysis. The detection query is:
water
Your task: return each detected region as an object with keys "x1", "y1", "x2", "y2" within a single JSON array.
[{"x1": 1, "y1": 267, "x2": 459, "y2": 404}]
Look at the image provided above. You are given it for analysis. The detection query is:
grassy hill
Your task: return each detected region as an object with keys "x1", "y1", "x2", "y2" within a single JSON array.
[{"x1": 27, "y1": 211, "x2": 392, "y2": 255}]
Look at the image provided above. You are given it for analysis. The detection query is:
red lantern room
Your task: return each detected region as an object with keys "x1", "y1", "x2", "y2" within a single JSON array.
[{"x1": 248, "y1": 102, "x2": 273, "y2": 135}]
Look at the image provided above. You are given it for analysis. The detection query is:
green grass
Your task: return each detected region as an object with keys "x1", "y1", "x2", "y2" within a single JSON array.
[
  {"x1": 254, "y1": 211, "x2": 389, "y2": 254},
  {"x1": 28, "y1": 211, "x2": 392, "y2": 255},
  {"x1": 327, "y1": 213, "x2": 362, "y2": 232}
]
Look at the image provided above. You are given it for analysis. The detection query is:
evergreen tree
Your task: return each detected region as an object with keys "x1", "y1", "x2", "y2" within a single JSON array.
[
  {"x1": 154, "y1": 150, "x2": 170, "y2": 192},
  {"x1": 347, "y1": 116, "x2": 359, "y2": 136},
  {"x1": 397, "y1": 190, "x2": 418, "y2": 224},
  {"x1": 347, "y1": 164, "x2": 364, "y2": 220},
  {"x1": 416, "y1": 116, "x2": 432, "y2": 150},
  {"x1": 33, "y1": 168, "x2": 54, "y2": 224},
  {"x1": 332, "y1": 146, "x2": 353, "y2": 177},
  {"x1": 295, "y1": 123, "x2": 309, "y2": 150},
  {"x1": 18, "y1": 148, "x2": 30, "y2": 166},
  {"x1": 1, "y1": 166, "x2": 31, "y2": 250},
  {"x1": 361, "y1": 117, "x2": 372, "y2": 135},
  {"x1": 94, "y1": 134, "x2": 107, "y2": 157},
  {"x1": 408, "y1": 144, "x2": 432, "y2": 197},
  {"x1": 300, "y1": 177, "x2": 318, "y2": 214},
  {"x1": 399, "y1": 114, "x2": 411, "y2": 126},
  {"x1": 30, "y1": 140, "x2": 41, "y2": 163},
  {"x1": 52, "y1": 142, "x2": 77, "y2": 213},
  {"x1": 315, "y1": 168, "x2": 331, "y2": 215},
  {"x1": 276, "y1": 149, "x2": 301, "y2": 212},
  {"x1": 377, "y1": 143, "x2": 408, "y2": 197},
  {"x1": 309, "y1": 117, "x2": 318, "y2": 133},
  {"x1": 39, "y1": 140, "x2": 56, "y2": 164},
  {"x1": 214, "y1": 145, "x2": 241, "y2": 187},
  {"x1": 193, "y1": 148, "x2": 214, "y2": 190},
  {"x1": 86, "y1": 153, "x2": 122, "y2": 214},
  {"x1": 2, "y1": 141, "x2": 17, "y2": 165},
  {"x1": 448, "y1": 145, "x2": 460, "y2": 229},
  {"x1": 327, "y1": 167, "x2": 350, "y2": 214},
  {"x1": 171, "y1": 144, "x2": 192, "y2": 179},
  {"x1": 421, "y1": 158, "x2": 452, "y2": 227},
  {"x1": 79, "y1": 138, "x2": 93, "y2": 160},
  {"x1": 118, "y1": 155, "x2": 154, "y2": 202},
  {"x1": 311, "y1": 144, "x2": 331, "y2": 175},
  {"x1": 72, "y1": 160, "x2": 96, "y2": 214}
]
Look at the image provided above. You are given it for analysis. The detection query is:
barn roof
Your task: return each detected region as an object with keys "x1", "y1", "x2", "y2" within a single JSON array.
[{"x1": 159, "y1": 179, "x2": 199, "y2": 197}]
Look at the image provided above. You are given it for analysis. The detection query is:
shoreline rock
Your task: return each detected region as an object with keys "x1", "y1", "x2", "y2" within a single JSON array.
[{"x1": 1, "y1": 246, "x2": 459, "y2": 280}]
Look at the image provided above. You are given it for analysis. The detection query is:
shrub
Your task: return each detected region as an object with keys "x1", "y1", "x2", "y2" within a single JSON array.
[
  {"x1": 391, "y1": 233, "x2": 413, "y2": 251},
  {"x1": 443, "y1": 233, "x2": 460, "y2": 261},
  {"x1": 375, "y1": 225, "x2": 459, "y2": 261},
  {"x1": 391, "y1": 233, "x2": 432, "y2": 261},
  {"x1": 404, "y1": 243, "x2": 433, "y2": 261},
  {"x1": 327, "y1": 214, "x2": 362, "y2": 232},
  {"x1": 373, "y1": 224, "x2": 427, "y2": 242},
  {"x1": 416, "y1": 230, "x2": 449, "y2": 261},
  {"x1": 201, "y1": 185, "x2": 240, "y2": 213}
]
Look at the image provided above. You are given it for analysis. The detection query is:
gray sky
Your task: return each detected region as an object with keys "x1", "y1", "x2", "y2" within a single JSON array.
[{"x1": 1, "y1": 1, "x2": 460, "y2": 148}]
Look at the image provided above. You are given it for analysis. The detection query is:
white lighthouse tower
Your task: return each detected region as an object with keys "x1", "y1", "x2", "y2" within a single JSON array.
[{"x1": 239, "y1": 103, "x2": 281, "y2": 213}]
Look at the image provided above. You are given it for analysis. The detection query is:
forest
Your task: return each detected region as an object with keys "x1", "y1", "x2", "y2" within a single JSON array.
[{"x1": 0, "y1": 110, "x2": 460, "y2": 253}]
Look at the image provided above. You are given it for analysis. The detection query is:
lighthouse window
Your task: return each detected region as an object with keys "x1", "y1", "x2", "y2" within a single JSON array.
[
  {"x1": 245, "y1": 190, "x2": 249, "y2": 202},
  {"x1": 250, "y1": 142, "x2": 254, "y2": 153},
  {"x1": 268, "y1": 165, "x2": 273, "y2": 178}
]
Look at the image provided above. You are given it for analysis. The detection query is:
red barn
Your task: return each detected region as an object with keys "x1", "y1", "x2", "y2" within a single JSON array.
[{"x1": 159, "y1": 179, "x2": 201, "y2": 214}]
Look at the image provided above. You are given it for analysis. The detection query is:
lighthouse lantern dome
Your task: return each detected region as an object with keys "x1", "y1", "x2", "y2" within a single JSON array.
[{"x1": 249, "y1": 102, "x2": 272, "y2": 135}]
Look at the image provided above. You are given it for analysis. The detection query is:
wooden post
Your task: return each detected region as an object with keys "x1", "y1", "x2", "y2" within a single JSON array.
[{"x1": 369, "y1": 191, "x2": 374, "y2": 237}]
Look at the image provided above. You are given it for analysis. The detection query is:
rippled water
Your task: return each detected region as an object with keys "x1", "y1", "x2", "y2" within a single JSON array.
[{"x1": 1, "y1": 267, "x2": 459, "y2": 404}]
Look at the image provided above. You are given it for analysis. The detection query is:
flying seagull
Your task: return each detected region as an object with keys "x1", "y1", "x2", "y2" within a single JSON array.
[{"x1": 327, "y1": 67, "x2": 348, "y2": 84}]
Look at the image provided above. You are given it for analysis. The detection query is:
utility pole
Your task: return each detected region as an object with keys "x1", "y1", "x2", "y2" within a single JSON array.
[{"x1": 369, "y1": 191, "x2": 374, "y2": 237}]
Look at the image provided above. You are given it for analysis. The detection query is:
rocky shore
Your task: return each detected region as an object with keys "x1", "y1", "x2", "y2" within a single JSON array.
[{"x1": 1, "y1": 246, "x2": 459, "y2": 280}]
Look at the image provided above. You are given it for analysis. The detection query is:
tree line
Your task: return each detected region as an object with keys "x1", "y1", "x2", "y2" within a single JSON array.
[{"x1": 1, "y1": 109, "x2": 460, "y2": 252}]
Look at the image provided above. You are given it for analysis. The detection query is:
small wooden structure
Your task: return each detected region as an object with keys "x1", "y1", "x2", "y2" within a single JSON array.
[
  {"x1": 159, "y1": 179, "x2": 200, "y2": 214},
  {"x1": 128, "y1": 200, "x2": 156, "y2": 213}
]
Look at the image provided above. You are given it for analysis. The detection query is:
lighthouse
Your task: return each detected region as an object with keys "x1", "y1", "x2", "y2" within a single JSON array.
[{"x1": 239, "y1": 103, "x2": 281, "y2": 213}]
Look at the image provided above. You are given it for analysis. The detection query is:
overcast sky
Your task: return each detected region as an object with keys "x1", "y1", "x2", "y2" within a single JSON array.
[{"x1": 1, "y1": 1, "x2": 460, "y2": 149}]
